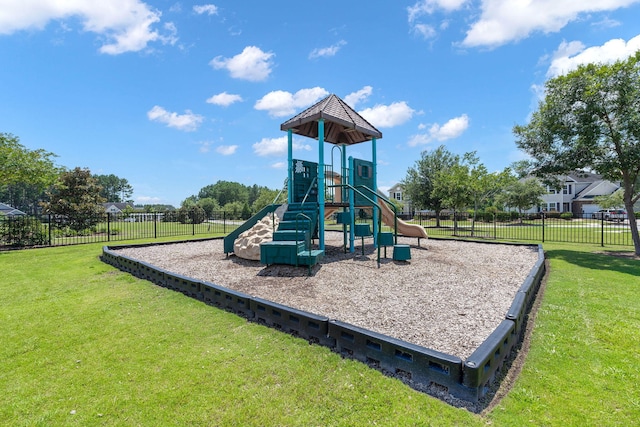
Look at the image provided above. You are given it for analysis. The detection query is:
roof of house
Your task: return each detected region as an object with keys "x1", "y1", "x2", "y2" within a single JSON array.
[
  {"x1": 566, "y1": 170, "x2": 602, "y2": 183},
  {"x1": 0, "y1": 202, "x2": 27, "y2": 216},
  {"x1": 280, "y1": 94, "x2": 382, "y2": 145},
  {"x1": 103, "y1": 202, "x2": 132, "y2": 211}
]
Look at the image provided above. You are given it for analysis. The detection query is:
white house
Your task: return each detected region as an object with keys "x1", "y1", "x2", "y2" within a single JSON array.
[
  {"x1": 387, "y1": 184, "x2": 413, "y2": 217},
  {"x1": 526, "y1": 171, "x2": 621, "y2": 215}
]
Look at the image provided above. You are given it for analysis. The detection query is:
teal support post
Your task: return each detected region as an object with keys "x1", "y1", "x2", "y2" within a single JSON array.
[
  {"x1": 372, "y1": 137, "x2": 378, "y2": 246},
  {"x1": 341, "y1": 144, "x2": 348, "y2": 251},
  {"x1": 348, "y1": 156, "x2": 355, "y2": 253},
  {"x1": 287, "y1": 129, "x2": 293, "y2": 204},
  {"x1": 318, "y1": 119, "x2": 325, "y2": 250}
]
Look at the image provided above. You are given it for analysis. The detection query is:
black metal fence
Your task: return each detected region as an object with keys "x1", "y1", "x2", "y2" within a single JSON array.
[
  {"x1": 0, "y1": 211, "x2": 242, "y2": 249},
  {"x1": 3, "y1": 210, "x2": 638, "y2": 249},
  {"x1": 413, "y1": 212, "x2": 637, "y2": 246}
]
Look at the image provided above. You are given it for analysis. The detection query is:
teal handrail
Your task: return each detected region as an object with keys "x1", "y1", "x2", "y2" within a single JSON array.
[
  {"x1": 328, "y1": 183, "x2": 383, "y2": 267},
  {"x1": 356, "y1": 185, "x2": 399, "y2": 245}
]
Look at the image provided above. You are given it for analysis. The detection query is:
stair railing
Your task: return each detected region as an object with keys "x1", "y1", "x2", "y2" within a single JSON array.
[
  {"x1": 271, "y1": 177, "x2": 289, "y2": 233},
  {"x1": 328, "y1": 183, "x2": 384, "y2": 267}
]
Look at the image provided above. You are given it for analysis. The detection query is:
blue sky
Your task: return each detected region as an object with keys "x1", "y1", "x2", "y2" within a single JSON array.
[{"x1": 2, "y1": 1, "x2": 640, "y2": 207}]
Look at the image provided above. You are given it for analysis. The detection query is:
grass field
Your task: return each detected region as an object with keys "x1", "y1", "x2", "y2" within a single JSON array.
[{"x1": 1, "y1": 237, "x2": 638, "y2": 426}]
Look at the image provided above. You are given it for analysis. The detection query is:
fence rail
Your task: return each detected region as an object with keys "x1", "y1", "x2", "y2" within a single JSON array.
[
  {"x1": 0, "y1": 211, "x2": 242, "y2": 248},
  {"x1": 412, "y1": 212, "x2": 636, "y2": 246}
]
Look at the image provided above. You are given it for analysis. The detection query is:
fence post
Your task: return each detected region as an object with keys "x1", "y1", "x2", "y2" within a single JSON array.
[
  {"x1": 601, "y1": 216, "x2": 605, "y2": 247},
  {"x1": 223, "y1": 211, "x2": 226, "y2": 234},
  {"x1": 107, "y1": 213, "x2": 111, "y2": 242},
  {"x1": 48, "y1": 214, "x2": 52, "y2": 246},
  {"x1": 154, "y1": 212, "x2": 157, "y2": 239},
  {"x1": 493, "y1": 215, "x2": 497, "y2": 239},
  {"x1": 192, "y1": 215, "x2": 195, "y2": 236},
  {"x1": 541, "y1": 213, "x2": 545, "y2": 243}
]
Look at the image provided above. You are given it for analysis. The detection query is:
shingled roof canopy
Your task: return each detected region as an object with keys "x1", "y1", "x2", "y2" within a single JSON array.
[{"x1": 280, "y1": 94, "x2": 382, "y2": 145}]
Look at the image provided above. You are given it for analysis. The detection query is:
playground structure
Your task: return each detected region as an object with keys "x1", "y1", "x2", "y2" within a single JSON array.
[{"x1": 224, "y1": 94, "x2": 427, "y2": 268}]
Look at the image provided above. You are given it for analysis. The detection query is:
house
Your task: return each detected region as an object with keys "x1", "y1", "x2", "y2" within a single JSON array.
[
  {"x1": 525, "y1": 171, "x2": 621, "y2": 215},
  {"x1": 0, "y1": 202, "x2": 27, "y2": 217},
  {"x1": 102, "y1": 202, "x2": 133, "y2": 214},
  {"x1": 387, "y1": 184, "x2": 413, "y2": 217}
]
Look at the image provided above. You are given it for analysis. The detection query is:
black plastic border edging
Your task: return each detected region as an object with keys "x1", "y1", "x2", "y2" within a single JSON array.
[{"x1": 101, "y1": 239, "x2": 546, "y2": 404}]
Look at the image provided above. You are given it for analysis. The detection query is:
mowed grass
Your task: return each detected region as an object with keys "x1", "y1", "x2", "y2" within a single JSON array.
[
  {"x1": 1, "y1": 238, "x2": 639, "y2": 426},
  {"x1": 0, "y1": 240, "x2": 480, "y2": 426}
]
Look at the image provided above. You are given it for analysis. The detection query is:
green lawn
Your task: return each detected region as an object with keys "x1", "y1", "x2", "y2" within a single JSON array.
[{"x1": 1, "y1": 238, "x2": 638, "y2": 426}]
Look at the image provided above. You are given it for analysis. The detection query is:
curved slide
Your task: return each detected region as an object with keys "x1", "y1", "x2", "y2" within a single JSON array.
[{"x1": 379, "y1": 199, "x2": 428, "y2": 239}]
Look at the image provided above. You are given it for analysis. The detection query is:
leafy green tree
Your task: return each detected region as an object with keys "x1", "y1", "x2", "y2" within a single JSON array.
[
  {"x1": 402, "y1": 145, "x2": 457, "y2": 227},
  {"x1": 222, "y1": 201, "x2": 244, "y2": 220},
  {"x1": 198, "y1": 181, "x2": 249, "y2": 206},
  {"x1": 432, "y1": 152, "x2": 483, "y2": 234},
  {"x1": 0, "y1": 133, "x2": 60, "y2": 210},
  {"x1": 42, "y1": 167, "x2": 106, "y2": 231},
  {"x1": 251, "y1": 188, "x2": 280, "y2": 213},
  {"x1": 514, "y1": 52, "x2": 640, "y2": 254},
  {"x1": 497, "y1": 178, "x2": 546, "y2": 223},
  {"x1": 594, "y1": 189, "x2": 625, "y2": 210},
  {"x1": 197, "y1": 197, "x2": 220, "y2": 218},
  {"x1": 93, "y1": 174, "x2": 133, "y2": 202}
]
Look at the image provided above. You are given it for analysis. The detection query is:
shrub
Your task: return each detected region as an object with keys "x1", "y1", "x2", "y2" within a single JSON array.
[
  {"x1": 496, "y1": 212, "x2": 512, "y2": 222},
  {"x1": 560, "y1": 212, "x2": 573, "y2": 220},
  {"x1": 545, "y1": 211, "x2": 562, "y2": 219}
]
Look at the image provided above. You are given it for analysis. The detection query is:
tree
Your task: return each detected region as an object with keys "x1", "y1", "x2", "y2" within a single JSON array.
[
  {"x1": 93, "y1": 174, "x2": 133, "y2": 202},
  {"x1": 514, "y1": 52, "x2": 640, "y2": 254},
  {"x1": 432, "y1": 152, "x2": 483, "y2": 234},
  {"x1": 251, "y1": 188, "x2": 281, "y2": 213},
  {"x1": 42, "y1": 167, "x2": 106, "y2": 231},
  {"x1": 594, "y1": 189, "x2": 625, "y2": 210},
  {"x1": 0, "y1": 133, "x2": 60, "y2": 210},
  {"x1": 402, "y1": 145, "x2": 457, "y2": 227},
  {"x1": 197, "y1": 197, "x2": 220, "y2": 218},
  {"x1": 198, "y1": 181, "x2": 249, "y2": 206},
  {"x1": 497, "y1": 178, "x2": 546, "y2": 223}
]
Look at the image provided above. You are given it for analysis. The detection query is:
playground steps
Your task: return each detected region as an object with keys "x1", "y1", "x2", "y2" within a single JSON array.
[{"x1": 260, "y1": 203, "x2": 324, "y2": 268}]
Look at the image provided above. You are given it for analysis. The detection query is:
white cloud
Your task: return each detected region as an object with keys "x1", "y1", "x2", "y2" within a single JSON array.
[
  {"x1": 193, "y1": 4, "x2": 218, "y2": 15},
  {"x1": 271, "y1": 161, "x2": 286, "y2": 169},
  {"x1": 546, "y1": 34, "x2": 640, "y2": 78},
  {"x1": 408, "y1": 114, "x2": 469, "y2": 146},
  {"x1": 210, "y1": 46, "x2": 274, "y2": 82},
  {"x1": 206, "y1": 92, "x2": 243, "y2": 106},
  {"x1": 412, "y1": 23, "x2": 437, "y2": 39},
  {"x1": 407, "y1": 0, "x2": 468, "y2": 37},
  {"x1": 0, "y1": 0, "x2": 176, "y2": 54},
  {"x1": 359, "y1": 102, "x2": 415, "y2": 128},
  {"x1": 216, "y1": 145, "x2": 238, "y2": 155},
  {"x1": 407, "y1": 0, "x2": 467, "y2": 23},
  {"x1": 147, "y1": 105, "x2": 203, "y2": 131},
  {"x1": 252, "y1": 136, "x2": 312, "y2": 157},
  {"x1": 309, "y1": 40, "x2": 346, "y2": 59},
  {"x1": 462, "y1": 0, "x2": 640, "y2": 48},
  {"x1": 344, "y1": 86, "x2": 372, "y2": 108},
  {"x1": 254, "y1": 87, "x2": 328, "y2": 117}
]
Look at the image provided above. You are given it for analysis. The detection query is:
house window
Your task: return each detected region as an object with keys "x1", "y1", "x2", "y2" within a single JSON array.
[
  {"x1": 546, "y1": 186, "x2": 558, "y2": 194},
  {"x1": 394, "y1": 192, "x2": 402, "y2": 201},
  {"x1": 563, "y1": 184, "x2": 572, "y2": 195}
]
